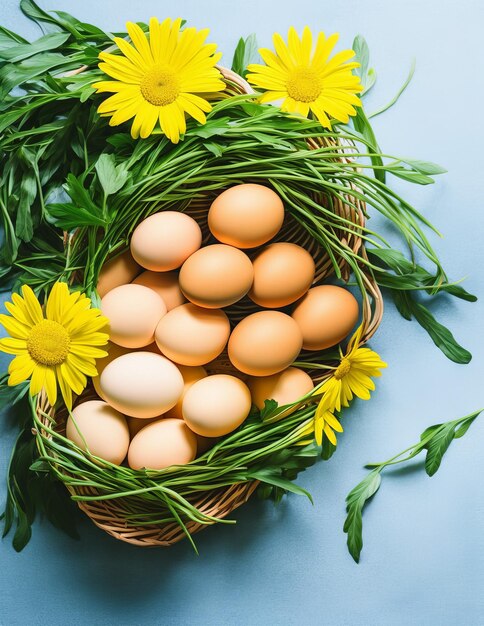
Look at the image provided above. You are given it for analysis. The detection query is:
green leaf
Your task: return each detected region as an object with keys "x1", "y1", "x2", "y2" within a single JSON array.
[
  {"x1": 398, "y1": 158, "x2": 447, "y2": 176},
  {"x1": 248, "y1": 469, "x2": 314, "y2": 503},
  {"x1": 95, "y1": 153, "x2": 130, "y2": 196},
  {"x1": 231, "y1": 34, "x2": 259, "y2": 78},
  {"x1": 352, "y1": 35, "x2": 376, "y2": 95},
  {"x1": 454, "y1": 415, "x2": 479, "y2": 439},
  {"x1": 16, "y1": 171, "x2": 37, "y2": 242},
  {"x1": 47, "y1": 202, "x2": 106, "y2": 229},
  {"x1": 0, "y1": 52, "x2": 75, "y2": 98},
  {"x1": 12, "y1": 509, "x2": 32, "y2": 552},
  {"x1": 352, "y1": 106, "x2": 385, "y2": 182},
  {"x1": 260, "y1": 399, "x2": 279, "y2": 421},
  {"x1": 344, "y1": 471, "x2": 382, "y2": 563},
  {"x1": 390, "y1": 167, "x2": 435, "y2": 185},
  {"x1": 410, "y1": 302, "x2": 472, "y2": 364},
  {"x1": 0, "y1": 25, "x2": 29, "y2": 48},
  {"x1": 346, "y1": 410, "x2": 481, "y2": 562},
  {"x1": 0, "y1": 32, "x2": 70, "y2": 62},
  {"x1": 424, "y1": 424, "x2": 457, "y2": 477}
]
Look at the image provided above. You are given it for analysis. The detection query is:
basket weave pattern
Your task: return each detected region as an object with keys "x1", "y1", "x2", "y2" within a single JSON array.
[{"x1": 36, "y1": 67, "x2": 383, "y2": 546}]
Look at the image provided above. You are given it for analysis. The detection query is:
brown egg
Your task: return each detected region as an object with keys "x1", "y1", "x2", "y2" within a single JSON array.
[
  {"x1": 291, "y1": 285, "x2": 359, "y2": 350},
  {"x1": 132, "y1": 270, "x2": 186, "y2": 311},
  {"x1": 100, "y1": 352, "x2": 184, "y2": 418},
  {"x1": 179, "y1": 244, "x2": 254, "y2": 308},
  {"x1": 155, "y1": 303, "x2": 230, "y2": 366},
  {"x1": 247, "y1": 367, "x2": 314, "y2": 410},
  {"x1": 208, "y1": 184, "x2": 284, "y2": 249},
  {"x1": 101, "y1": 284, "x2": 167, "y2": 348},
  {"x1": 128, "y1": 419, "x2": 197, "y2": 470},
  {"x1": 66, "y1": 400, "x2": 130, "y2": 465},
  {"x1": 228, "y1": 311, "x2": 303, "y2": 376},
  {"x1": 96, "y1": 249, "x2": 141, "y2": 298},
  {"x1": 130, "y1": 211, "x2": 202, "y2": 271},
  {"x1": 249, "y1": 242, "x2": 315, "y2": 308},
  {"x1": 182, "y1": 375, "x2": 252, "y2": 437},
  {"x1": 164, "y1": 365, "x2": 208, "y2": 419}
]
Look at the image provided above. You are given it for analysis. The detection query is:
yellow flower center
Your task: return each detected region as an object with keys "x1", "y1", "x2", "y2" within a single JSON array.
[
  {"x1": 140, "y1": 67, "x2": 180, "y2": 107},
  {"x1": 334, "y1": 358, "x2": 351, "y2": 380},
  {"x1": 286, "y1": 68, "x2": 322, "y2": 103},
  {"x1": 27, "y1": 320, "x2": 70, "y2": 366}
]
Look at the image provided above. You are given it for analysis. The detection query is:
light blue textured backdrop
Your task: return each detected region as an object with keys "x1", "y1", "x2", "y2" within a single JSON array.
[{"x1": 0, "y1": 1, "x2": 483, "y2": 625}]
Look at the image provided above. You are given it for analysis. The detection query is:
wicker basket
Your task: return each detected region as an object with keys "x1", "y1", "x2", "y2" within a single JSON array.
[{"x1": 35, "y1": 67, "x2": 383, "y2": 547}]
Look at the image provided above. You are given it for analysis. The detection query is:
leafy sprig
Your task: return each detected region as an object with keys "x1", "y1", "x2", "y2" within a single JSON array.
[{"x1": 344, "y1": 410, "x2": 482, "y2": 563}]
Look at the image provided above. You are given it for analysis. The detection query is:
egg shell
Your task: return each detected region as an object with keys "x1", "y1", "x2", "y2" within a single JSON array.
[
  {"x1": 228, "y1": 310, "x2": 303, "y2": 376},
  {"x1": 96, "y1": 249, "x2": 141, "y2": 298},
  {"x1": 128, "y1": 418, "x2": 197, "y2": 470},
  {"x1": 164, "y1": 365, "x2": 208, "y2": 419},
  {"x1": 155, "y1": 303, "x2": 230, "y2": 366},
  {"x1": 179, "y1": 244, "x2": 254, "y2": 308},
  {"x1": 127, "y1": 415, "x2": 163, "y2": 437},
  {"x1": 291, "y1": 285, "x2": 359, "y2": 350},
  {"x1": 182, "y1": 374, "x2": 252, "y2": 437},
  {"x1": 101, "y1": 284, "x2": 167, "y2": 348},
  {"x1": 92, "y1": 342, "x2": 132, "y2": 400},
  {"x1": 100, "y1": 351, "x2": 184, "y2": 418},
  {"x1": 247, "y1": 367, "x2": 314, "y2": 410},
  {"x1": 66, "y1": 400, "x2": 130, "y2": 465},
  {"x1": 249, "y1": 242, "x2": 315, "y2": 308},
  {"x1": 130, "y1": 211, "x2": 202, "y2": 271},
  {"x1": 208, "y1": 184, "x2": 285, "y2": 248},
  {"x1": 132, "y1": 270, "x2": 186, "y2": 311}
]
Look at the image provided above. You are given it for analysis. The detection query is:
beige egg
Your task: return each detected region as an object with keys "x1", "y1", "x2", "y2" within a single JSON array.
[
  {"x1": 249, "y1": 242, "x2": 315, "y2": 308},
  {"x1": 132, "y1": 270, "x2": 186, "y2": 311},
  {"x1": 101, "y1": 284, "x2": 167, "y2": 348},
  {"x1": 92, "y1": 342, "x2": 132, "y2": 399},
  {"x1": 208, "y1": 184, "x2": 284, "y2": 248},
  {"x1": 66, "y1": 400, "x2": 130, "y2": 465},
  {"x1": 127, "y1": 415, "x2": 163, "y2": 437},
  {"x1": 291, "y1": 285, "x2": 359, "y2": 350},
  {"x1": 96, "y1": 249, "x2": 141, "y2": 298},
  {"x1": 130, "y1": 211, "x2": 202, "y2": 271},
  {"x1": 165, "y1": 365, "x2": 208, "y2": 419},
  {"x1": 179, "y1": 244, "x2": 254, "y2": 308},
  {"x1": 182, "y1": 375, "x2": 252, "y2": 437},
  {"x1": 100, "y1": 351, "x2": 184, "y2": 418},
  {"x1": 155, "y1": 303, "x2": 230, "y2": 366},
  {"x1": 247, "y1": 367, "x2": 314, "y2": 410},
  {"x1": 228, "y1": 311, "x2": 303, "y2": 376},
  {"x1": 128, "y1": 418, "x2": 197, "y2": 470}
]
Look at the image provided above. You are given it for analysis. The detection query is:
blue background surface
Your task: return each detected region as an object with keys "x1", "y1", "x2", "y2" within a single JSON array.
[{"x1": 0, "y1": 1, "x2": 483, "y2": 625}]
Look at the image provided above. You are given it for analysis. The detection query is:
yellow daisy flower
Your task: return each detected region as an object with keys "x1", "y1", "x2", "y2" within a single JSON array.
[
  {"x1": 314, "y1": 325, "x2": 387, "y2": 413},
  {"x1": 0, "y1": 283, "x2": 109, "y2": 409},
  {"x1": 92, "y1": 17, "x2": 225, "y2": 142},
  {"x1": 295, "y1": 404, "x2": 343, "y2": 446},
  {"x1": 246, "y1": 27, "x2": 363, "y2": 128}
]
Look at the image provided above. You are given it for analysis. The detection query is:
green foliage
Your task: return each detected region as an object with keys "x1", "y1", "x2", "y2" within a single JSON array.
[
  {"x1": 231, "y1": 34, "x2": 259, "y2": 78},
  {"x1": 344, "y1": 410, "x2": 482, "y2": 562}
]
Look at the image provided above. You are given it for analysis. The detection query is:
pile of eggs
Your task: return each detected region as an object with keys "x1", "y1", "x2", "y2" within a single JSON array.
[{"x1": 67, "y1": 184, "x2": 359, "y2": 471}]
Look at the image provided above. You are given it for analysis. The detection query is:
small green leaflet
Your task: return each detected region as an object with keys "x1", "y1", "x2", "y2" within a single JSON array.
[
  {"x1": 344, "y1": 410, "x2": 482, "y2": 563},
  {"x1": 231, "y1": 34, "x2": 259, "y2": 78},
  {"x1": 344, "y1": 471, "x2": 381, "y2": 563},
  {"x1": 95, "y1": 153, "x2": 130, "y2": 197},
  {"x1": 352, "y1": 35, "x2": 376, "y2": 95}
]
